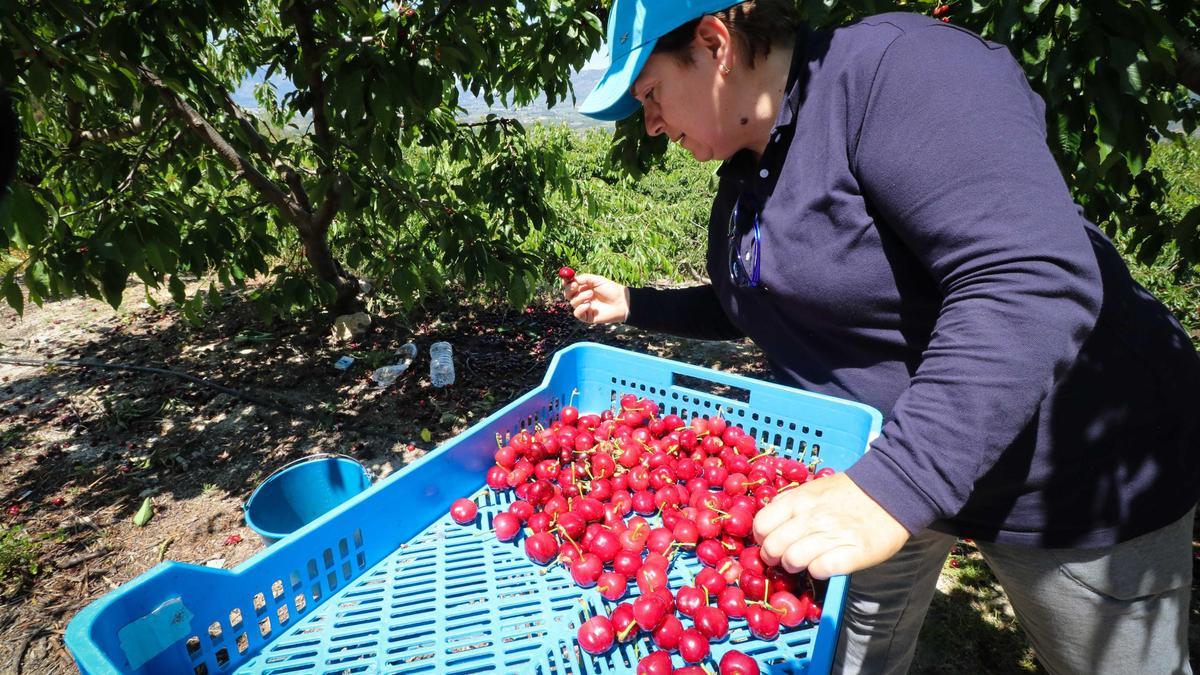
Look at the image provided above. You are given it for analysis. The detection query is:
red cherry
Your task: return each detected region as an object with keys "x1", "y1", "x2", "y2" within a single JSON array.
[
  {"x1": 571, "y1": 553, "x2": 604, "y2": 587},
  {"x1": 721, "y1": 506, "x2": 754, "y2": 537},
  {"x1": 492, "y1": 512, "x2": 520, "y2": 541},
  {"x1": 632, "y1": 593, "x2": 669, "y2": 631},
  {"x1": 717, "y1": 586, "x2": 748, "y2": 619},
  {"x1": 739, "y1": 572, "x2": 768, "y2": 602},
  {"x1": 524, "y1": 532, "x2": 559, "y2": 565},
  {"x1": 50, "y1": 497, "x2": 65, "y2": 507},
  {"x1": 676, "y1": 585, "x2": 708, "y2": 617},
  {"x1": 486, "y1": 465, "x2": 510, "y2": 489},
  {"x1": 577, "y1": 615, "x2": 615, "y2": 655},
  {"x1": 738, "y1": 546, "x2": 767, "y2": 576},
  {"x1": 449, "y1": 498, "x2": 477, "y2": 524},
  {"x1": 508, "y1": 500, "x2": 534, "y2": 522},
  {"x1": 527, "y1": 512, "x2": 552, "y2": 533},
  {"x1": 636, "y1": 564, "x2": 668, "y2": 594},
  {"x1": 696, "y1": 539, "x2": 725, "y2": 567},
  {"x1": 696, "y1": 567, "x2": 728, "y2": 597},
  {"x1": 652, "y1": 614, "x2": 685, "y2": 650},
  {"x1": 677, "y1": 628, "x2": 710, "y2": 663},
  {"x1": 611, "y1": 603, "x2": 639, "y2": 643},
  {"x1": 596, "y1": 571, "x2": 628, "y2": 601},
  {"x1": 558, "y1": 266, "x2": 576, "y2": 282},
  {"x1": 612, "y1": 550, "x2": 642, "y2": 577},
  {"x1": 807, "y1": 598, "x2": 823, "y2": 623},
  {"x1": 636, "y1": 650, "x2": 673, "y2": 675},
  {"x1": 694, "y1": 605, "x2": 730, "y2": 641},
  {"x1": 745, "y1": 604, "x2": 781, "y2": 640},
  {"x1": 589, "y1": 529, "x2": 621, "y2": 562},
  {"x1": 719, "y1": 650, "x2": 761, "y2": 675},
  {"x1": 718, "y1": 558, "x2": 743, "y2": 585},
  {"x1": 768, "y1": 590, "x2": 807, "y2": 627},
  {"x1": 561, "y1": 405, "x2": 579, "y2": 426},
  {"x1": 646, "y1": 526, "x2": 674, "y2": 553}
]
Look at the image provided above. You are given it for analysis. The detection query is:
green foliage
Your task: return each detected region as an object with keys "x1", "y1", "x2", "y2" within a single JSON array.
[
  {"x1": 613, "y1": 0, "x2": 1200, "y2": 266},
  {"x1": 531, "y1": 126, "x2": 712, "y2": 286},
  {"x1": 0, "y1": 525, "x2": 39, "y2": 586},
  {"x1": 0, "y1": 0, "x2": 605, "y2": 318},
  {"x1": 1122, "y1": 136, "x2": 1200, "y2": 346}
]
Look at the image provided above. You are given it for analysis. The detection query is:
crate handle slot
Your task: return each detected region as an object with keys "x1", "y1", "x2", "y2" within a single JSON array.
[{"x1": 670, "y1": 372, "x2": 752, "y2": 407}]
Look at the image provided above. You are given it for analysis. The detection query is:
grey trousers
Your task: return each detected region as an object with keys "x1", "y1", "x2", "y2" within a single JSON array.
[{"x1": 833, "y1": 508, "x2": 1195, "y2": 675}]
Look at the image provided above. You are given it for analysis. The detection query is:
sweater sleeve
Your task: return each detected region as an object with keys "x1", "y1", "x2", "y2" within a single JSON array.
[
  {"x1": 625, "y1": 285, "x2": 746, "y2": 341},
  {"x1": 843, "y1": 25, "x2": 1103, "y2": 534}
]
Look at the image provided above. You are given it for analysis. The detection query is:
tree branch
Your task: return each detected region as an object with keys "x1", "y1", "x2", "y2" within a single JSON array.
[
  {"x1": 290, "y1": 4, "x2": 334, "y2": 160},
  {"x1": 217, "y1": 91, "x2": 313, "y2": 213},
  {"x1": 133, "y1": 64, "x2": 313, "y2": 232}
]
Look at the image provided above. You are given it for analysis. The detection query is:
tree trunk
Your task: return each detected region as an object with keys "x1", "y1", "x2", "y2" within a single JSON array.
[{"x1": 300, "y1": 228, "x2": 359, "y2": 315}]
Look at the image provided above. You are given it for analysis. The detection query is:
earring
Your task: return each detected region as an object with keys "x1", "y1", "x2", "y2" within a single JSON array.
[{"x1": 720, "y1": 64, "x2": 733, "y2": 75}]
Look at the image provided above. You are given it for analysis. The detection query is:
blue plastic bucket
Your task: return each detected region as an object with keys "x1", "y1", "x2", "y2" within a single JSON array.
[{"x1": 244, "y1": 455, "x2": 372, "y2": 544}]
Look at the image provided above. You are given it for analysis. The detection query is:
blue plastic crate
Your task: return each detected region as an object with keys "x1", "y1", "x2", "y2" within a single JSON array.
[{"x1": 66, "y1": 342, "x2": 882, "y2": 675}]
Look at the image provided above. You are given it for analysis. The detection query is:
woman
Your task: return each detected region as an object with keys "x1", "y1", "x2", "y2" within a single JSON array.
[{"x1": 567, "y1": 1, "x2": 1200, "y2": 673}]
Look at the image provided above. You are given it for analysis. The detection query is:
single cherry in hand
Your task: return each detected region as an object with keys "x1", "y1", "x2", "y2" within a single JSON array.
[{"x1": 558, "y1": 266, "x2": 576, "y2": 282}]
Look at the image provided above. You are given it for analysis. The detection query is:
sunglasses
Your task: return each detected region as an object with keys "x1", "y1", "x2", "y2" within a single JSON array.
[{"x1": 727, "y1": 192, "x2": 762, "y2": 289}]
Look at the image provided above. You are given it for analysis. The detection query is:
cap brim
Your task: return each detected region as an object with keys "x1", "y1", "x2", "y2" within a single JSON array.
[{"x1": 579, "y1": 39, "x2": 656, "y2": 122}]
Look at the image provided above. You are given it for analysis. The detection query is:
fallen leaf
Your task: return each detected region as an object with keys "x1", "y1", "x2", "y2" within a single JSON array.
[
  {"x1": 133, "y1": 497, "x2": 154, "y2": 527},
  {"x1": 420, "y1": 428, "x2": 432, "y2": 443}
]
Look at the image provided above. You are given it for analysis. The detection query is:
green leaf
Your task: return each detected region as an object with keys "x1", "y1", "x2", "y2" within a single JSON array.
[
  {"x1": 100, "y1": 261, "x2": 127, "y2": 310},
  {"x1": 8, "y1": 186, "x2": 47, "y2": 248},
  {"x1": 133, "y1": 498, "x2": 154, "y2": 527},
  {"x1": 2, "y1": 270, "x2": 23, "y2": 315},
  {"x1": 168, "y1": 275, "x2": 186, "y2": 304},
  {"x1": 420, "y1": 428, "x2": 432, "y2": 443}
]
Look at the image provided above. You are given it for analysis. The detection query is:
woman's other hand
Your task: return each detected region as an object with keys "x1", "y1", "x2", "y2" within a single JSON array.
[
  {"x1": 753, "y1": 472, "x2": 911, "y2": 579},
  {"x1": 564, "y1": 273, "x2": 630, "y2": 325}
]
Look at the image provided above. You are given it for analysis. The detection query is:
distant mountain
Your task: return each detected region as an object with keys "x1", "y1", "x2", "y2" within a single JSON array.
[
  {"x1": 233, "y1": 68, "x2": 613, "y2": 131},
  {"x1": 457, "y1": 69, "x2": 608, "y2": 130}
]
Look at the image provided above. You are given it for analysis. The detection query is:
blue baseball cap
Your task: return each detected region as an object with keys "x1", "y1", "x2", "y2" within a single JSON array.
[{"x1": 579, "y1": 0, "x2": 742, "y2": 121}]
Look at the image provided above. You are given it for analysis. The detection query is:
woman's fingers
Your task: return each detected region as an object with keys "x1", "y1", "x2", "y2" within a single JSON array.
[{"x1": 758, "y1": 514, "x2": 809, "y2": 567}]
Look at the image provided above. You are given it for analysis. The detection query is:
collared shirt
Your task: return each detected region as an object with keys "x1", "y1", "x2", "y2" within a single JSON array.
[{"x1": 627, "y1": 12, "x2": 1200, "y2": 547}]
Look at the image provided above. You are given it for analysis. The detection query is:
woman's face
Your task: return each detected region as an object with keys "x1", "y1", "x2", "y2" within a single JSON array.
[{"x1": 632, "y1": 20, "x2": 741, "y2": 163}]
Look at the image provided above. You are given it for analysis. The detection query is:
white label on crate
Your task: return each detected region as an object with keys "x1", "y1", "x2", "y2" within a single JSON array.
[{"x1": 118, "y1": 597, "x2": 194, "y2": 670}]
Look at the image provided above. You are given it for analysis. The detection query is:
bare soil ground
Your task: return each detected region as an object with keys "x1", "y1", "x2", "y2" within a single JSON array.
[{"x1": 0, "y1": 280, "x2": 1187, "y2": 673}]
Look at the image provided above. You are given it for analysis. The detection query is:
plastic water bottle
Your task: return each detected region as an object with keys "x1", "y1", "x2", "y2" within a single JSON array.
[
  {"x1": 429, "y1": 341, "x2": 455, "y2": 387},
  {"x1": 370, "y1": 343, "x2": 418, "y2": 387}
]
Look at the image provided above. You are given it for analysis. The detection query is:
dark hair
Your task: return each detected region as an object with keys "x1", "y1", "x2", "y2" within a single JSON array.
[
  {"x1": 0, "y1": 88, "x2": 18, "y2": 195},
  {"x1": 653, "y1": 0, "x2": 801, "y2": 69}
]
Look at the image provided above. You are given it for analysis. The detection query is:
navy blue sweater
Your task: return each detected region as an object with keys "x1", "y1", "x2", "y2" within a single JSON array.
[{"x1": 626, "y1": 13, "x2": 1200, "y2": 547}]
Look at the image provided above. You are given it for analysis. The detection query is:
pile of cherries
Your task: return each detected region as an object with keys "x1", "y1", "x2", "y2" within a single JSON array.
[{"x1": 449, "y1": 393, "x2": 834, "y2": 675}]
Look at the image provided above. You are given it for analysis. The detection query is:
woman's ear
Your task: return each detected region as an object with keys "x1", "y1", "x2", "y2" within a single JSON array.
[{"x1": 692, "y1": 15, "x2": 733, "y2": 66}]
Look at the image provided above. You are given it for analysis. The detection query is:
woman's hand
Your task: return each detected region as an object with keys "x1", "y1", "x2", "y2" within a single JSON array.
[
  {"x1": 752, "y1": 473, "x2": 911, "y2": 579},
  {"x1": 564, "y1": 273, "x2": 630, "y2": 325}
]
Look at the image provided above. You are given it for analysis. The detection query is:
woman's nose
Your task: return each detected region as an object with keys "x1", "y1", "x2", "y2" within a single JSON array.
[{"x1": 643, "y1": 102, "x2": 665, "y2": 137}]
